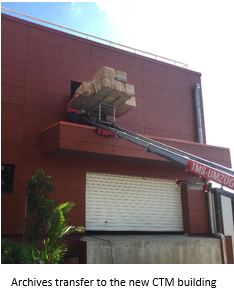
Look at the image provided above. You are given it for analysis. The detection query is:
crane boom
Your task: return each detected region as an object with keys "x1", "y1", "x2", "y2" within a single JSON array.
[{"x1": 91, "y1": 120, "x2": 234, "y2": 190}]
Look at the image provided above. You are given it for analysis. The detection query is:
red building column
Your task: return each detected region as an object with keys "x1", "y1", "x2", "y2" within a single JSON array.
[{"x1": 181, "y1": 183, "x2": 210, "y2": 235}]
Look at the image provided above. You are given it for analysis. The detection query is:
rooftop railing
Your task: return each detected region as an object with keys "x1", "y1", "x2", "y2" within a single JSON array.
[{"x1": 2, "y1": 6, "x2": 188, "y2": 68}]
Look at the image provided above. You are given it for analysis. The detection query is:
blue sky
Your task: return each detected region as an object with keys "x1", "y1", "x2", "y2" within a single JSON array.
[
  {"x1": 1, "y1": 2, "x2": 122, "y2": 43},
  {"x1": 2, "y1": 1, "x2": 234, "y2": 169}
]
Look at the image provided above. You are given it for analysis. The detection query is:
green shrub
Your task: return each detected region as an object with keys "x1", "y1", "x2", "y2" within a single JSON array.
[
  {"x1": 24, "y1": 169, "x2": 85, "y2": 263},
  {"x1": 1, "y1": 239, "x2": 33, "y2": 264},
  {"x1": 24, "y1": 169, "x2": 55, "y2": 244},
  {"x1": 3, "y1": 169, "x2": 85, "y2": 264}
]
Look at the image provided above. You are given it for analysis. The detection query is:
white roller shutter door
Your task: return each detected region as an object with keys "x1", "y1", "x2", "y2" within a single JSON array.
[{"x1": 86, "y1": 172, "x2": 183, "y2": 231}]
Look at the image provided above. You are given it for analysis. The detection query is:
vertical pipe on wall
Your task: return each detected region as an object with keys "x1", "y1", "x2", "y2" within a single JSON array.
[
  {"x1": 208, "y1": 188, "x2": 228, "y2": 264},
  {"x1": 193, "y1": 83, "x2": 204, "y2": 143},
  {"x1": 208, "y1": 189, "x2": 217, "y2": 234}
]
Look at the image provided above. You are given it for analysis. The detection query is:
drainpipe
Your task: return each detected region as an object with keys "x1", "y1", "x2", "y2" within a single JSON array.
[
  {"x1": 193, "y1": 83, "x2": 204, "y2": 144},
  {"x1": 207, "y1": 188, "x2": 228, "y2": 264},
  {"x1": 216, "y1": 233, "x2": 228, "y2": 264}
]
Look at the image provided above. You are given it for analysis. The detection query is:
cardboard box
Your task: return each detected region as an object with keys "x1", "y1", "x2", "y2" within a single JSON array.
[
  {"x1": 115, "y1": 70, "x2": 127, "y2": 82},
  {"x1": 125, "y1": 83, "x2": 135, "y2": 96},
  {"x1": 77, "y1": 82, "x2": 95, "y2": 96},
  {"x1": 93, "y1": 66, "x2": 115, "y2": 81}
]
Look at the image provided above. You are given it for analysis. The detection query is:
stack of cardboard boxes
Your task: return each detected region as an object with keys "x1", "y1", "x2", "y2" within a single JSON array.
[{"x1": 68, "y1": 66, "x2": 136, "y2": 117}]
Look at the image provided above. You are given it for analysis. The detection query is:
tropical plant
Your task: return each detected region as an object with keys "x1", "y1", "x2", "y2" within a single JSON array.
[
  {"x1": 13, "y1": 169, "x2": 86, "y2": 264},
  {"x1": 31, "y1": 202, "x2": 85, "y2": 264}
]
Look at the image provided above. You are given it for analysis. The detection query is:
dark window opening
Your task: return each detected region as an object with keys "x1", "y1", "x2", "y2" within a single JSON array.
[
  {"x1": 71, "y1": 81, "x2": 81, "y2": 98},
  {"x1": 1, "y1": 164, "x2": 15, "y2": 193}
]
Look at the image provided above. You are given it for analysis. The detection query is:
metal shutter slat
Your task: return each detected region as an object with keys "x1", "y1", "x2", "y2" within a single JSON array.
[{"x1": 86, "y1": 172, "x2": 183, "y2": 231}]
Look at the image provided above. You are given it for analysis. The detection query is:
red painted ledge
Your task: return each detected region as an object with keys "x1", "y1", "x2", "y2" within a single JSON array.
[{"x1": 41, "y1": 121, "x2": 232, "y2": 167}]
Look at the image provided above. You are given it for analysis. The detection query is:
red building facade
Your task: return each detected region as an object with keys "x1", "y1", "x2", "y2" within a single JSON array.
[{"x1": 1, "y1": 14, "x2": 232, "y2": 257}]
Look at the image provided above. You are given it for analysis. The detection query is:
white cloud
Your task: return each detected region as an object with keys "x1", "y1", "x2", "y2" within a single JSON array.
[{"x1": 70, "y1": 2, "x2": 82, "y2": 14}]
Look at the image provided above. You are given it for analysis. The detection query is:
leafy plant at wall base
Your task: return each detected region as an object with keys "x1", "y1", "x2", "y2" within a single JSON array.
[
  {"x1": 20, "y1": 169, "x2": 86, "y2": 263},
  {"x1": 24, "y1": 169, "x2": 55, "y2": 244},
  {"x1": 1, "y1": 239, "x2": 34, "y2": 264},
  {"x1": 31, "y1": 202, "x2": 84, "y2": 264}
]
